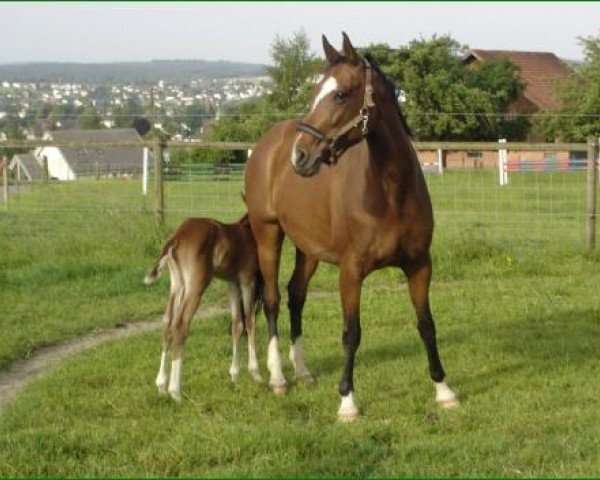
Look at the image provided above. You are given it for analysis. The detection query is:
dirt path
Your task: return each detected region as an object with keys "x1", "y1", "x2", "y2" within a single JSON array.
[{"x1": 0, "y1": 306, "x2": 227, "y2": 413}]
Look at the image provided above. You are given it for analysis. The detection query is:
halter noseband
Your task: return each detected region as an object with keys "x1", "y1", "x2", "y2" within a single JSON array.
[{"x1": 296, "y1": 58, "x2": 375, "y2": 162}]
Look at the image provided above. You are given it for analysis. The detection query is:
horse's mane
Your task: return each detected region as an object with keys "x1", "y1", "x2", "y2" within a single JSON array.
[{"x1": 363, "y1": 53, "x2": 413, "y2": 138}]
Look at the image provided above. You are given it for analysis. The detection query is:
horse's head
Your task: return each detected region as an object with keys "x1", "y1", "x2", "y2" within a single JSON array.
[{"x1": 292, "y1": 32, "x2": 375, "y2": 177}]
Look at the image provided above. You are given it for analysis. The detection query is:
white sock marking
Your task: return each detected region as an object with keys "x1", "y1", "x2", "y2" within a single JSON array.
[
  {"x1": 289, "y1": 337, "x2": 312, "y2": 378},
  {"x1": 267, "y1": 337, "x2": 286, "y2": 386},
  {"x1": 155, "y1": 351, "x2": 168, "y2": 391},
  {"x1": 338, "y1": 392, "x2": 358, "y2": 418},
  {"x1": 169, "y1": 357, "x2": 182, "y2": 399},
  {"x1": 434, "y1": 381, "x2": 457, "y2": 403}
]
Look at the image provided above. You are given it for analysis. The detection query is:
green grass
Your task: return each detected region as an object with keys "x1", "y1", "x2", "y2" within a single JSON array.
[{"x1": 1, "y1": 168, "x2": 600, "y2": 476}]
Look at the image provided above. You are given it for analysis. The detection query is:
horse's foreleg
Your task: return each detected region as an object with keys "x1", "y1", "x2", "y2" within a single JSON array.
[
  {"x1": 255, "y1": 223, "x2": 286, "y2": 393},
  {"x1": 156, "y1": 268, "x2": 181, "y2": 394},
  {"x1": 405, "y1": 257, "x2": 459, "y2": 409},
  {"x1": 337, "y1": 261, "x2": 363, "y2": 422},
  {"x1": 287, "y1": 249, "x2": 318, "y2": 383},
  {"x1": 228, "y1": 282, "x2": 244, "y2": 382}
]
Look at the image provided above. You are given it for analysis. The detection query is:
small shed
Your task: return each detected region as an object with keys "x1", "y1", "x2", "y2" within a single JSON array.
[
  {"x1": 36, "y1": 128, "x2": 148, "y2": 180},
  {"x1": 8, "y1": 153, "x2": 45, "y2": 181}
]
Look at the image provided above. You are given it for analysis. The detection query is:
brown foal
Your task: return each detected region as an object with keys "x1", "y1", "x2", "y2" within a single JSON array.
[{"x1": 144, "y1": 215, "x2": 263, "y2": 401}]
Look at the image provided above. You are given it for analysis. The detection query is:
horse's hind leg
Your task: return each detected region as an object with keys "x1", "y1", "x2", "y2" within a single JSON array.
[
  {"x1": 404, "y1": 256, "x2": 459, "y2": 409},
  {"x1": 228, "y1": 282, "x2": 244, "y2": 382},
  {"x1": 156, "y1": 269, "x2": 182, "y2": 394},
  {"x1": 254, "y1": 222, "x2": 286, "y2": 393},
  {"x1": 241, "y1": 277, "x2": 263, "y2": 382},
  {"x1": 287, "y1": 248, "x2": 318, "y2": 383},
  {"x1": 168, "y1": 274, "x2": 208, "y2": 402}
]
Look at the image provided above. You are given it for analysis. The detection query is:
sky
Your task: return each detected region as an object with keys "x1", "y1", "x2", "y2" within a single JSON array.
[{"x1": 1, "y1": 2, "x2": 599, "y2": 65}]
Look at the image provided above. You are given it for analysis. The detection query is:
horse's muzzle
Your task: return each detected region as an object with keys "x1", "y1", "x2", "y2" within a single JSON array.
[{"x1": 292, "y1": 147, "x2": 330, "y2": 177}]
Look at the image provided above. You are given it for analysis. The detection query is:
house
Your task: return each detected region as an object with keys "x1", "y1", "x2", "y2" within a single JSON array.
[
  {"x1": 464, "y1": 49, "x2": 573, "y2": 115},
  {"x1": 8, "y1": 153, "x2": 45, "y2": 181},
  {"x1": 36, "y1": 128, "x2": 149, "y2": 180},
  {"x1": 419, "y1": 49, "x2": 577, "y2": 169}
]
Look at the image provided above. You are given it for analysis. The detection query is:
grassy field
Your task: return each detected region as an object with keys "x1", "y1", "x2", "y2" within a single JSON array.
[{"x1": 1, "y1": 168, "x2": 599, "y2": 476}]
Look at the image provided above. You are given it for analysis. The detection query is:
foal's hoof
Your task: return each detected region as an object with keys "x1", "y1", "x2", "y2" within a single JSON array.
[
  {"x1": 156, "y1": 382, "x2": 168, "y2": 395},
  {"x1": 437, "y1": 397, "x2": 461, "y2": 409},
  {"x1": 295, "y1": 373, "x2": 316, "y2": 385},
  {"x1": 249, "y1": 370, "x2": 264, "y2": 383},
  {"x1": 270, "y1": 382, "x2": 288, "y2": 395},
  {"x1": 169, "y1": 390, "x2": 182, "y2": 403}
]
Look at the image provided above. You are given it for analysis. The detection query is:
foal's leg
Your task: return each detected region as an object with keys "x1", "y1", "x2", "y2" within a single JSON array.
[
  {"x1": 287, "y1": 248, "x2": 318, "y2": 383},
  {"x1": 337, "y1": 260, "x2": 363, "y2": 422},
  {"x1": 254, "y1": 222, "x2": 286, "y2": 393},
  {"x1": 405, "y1": 256, "x2": 459, "y2": 409},
  {"x1": 168, "y1": 274, "x2": 209, "y2": 402},
  {"x1": 228, "y1": 282, "x2": 244, "y2": 382},
  {"x1": 156, "y1": 268, "x2": 182, "y2": 394},
  {"x1": 241, "y1": 277, "x2": 263, "y2": 382}
]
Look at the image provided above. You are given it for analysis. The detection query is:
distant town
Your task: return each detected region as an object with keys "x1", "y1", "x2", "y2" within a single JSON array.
[{"x1": 0, "y1": 75, "x2": 272, "y2": 141}]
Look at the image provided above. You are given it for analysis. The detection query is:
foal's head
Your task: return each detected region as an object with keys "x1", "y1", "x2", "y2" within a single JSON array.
[{"x1": 292, "y1": 32, "x2": 376, "y2": 177}]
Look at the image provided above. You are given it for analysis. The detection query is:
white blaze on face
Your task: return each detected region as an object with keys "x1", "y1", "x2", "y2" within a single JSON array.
[
  {"x1": 311, "y1": 75, "x2": 338, "y2": 112},
  {"x1": 291, "y1": 73, "x2": 338, "y2": 168}
]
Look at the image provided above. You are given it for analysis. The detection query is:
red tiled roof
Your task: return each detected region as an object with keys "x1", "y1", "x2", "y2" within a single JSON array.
[{"x1": 466, "y1": 49, "x2": 573, "y2": 110}]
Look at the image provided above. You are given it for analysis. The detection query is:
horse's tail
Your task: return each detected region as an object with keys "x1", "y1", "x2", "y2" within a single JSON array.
[{"x1": 144, "y1": 240, "x2": 177, "y2": 285}]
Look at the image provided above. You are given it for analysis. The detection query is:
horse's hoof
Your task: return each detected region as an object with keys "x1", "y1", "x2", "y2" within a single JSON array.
[
  {"x1": 230, "y1": 372, "x2": 239, "y2": 383},
  {"x1": 250, "y1": 370, "x2": 264, "y2": 383},
  {"x1": 337, "y1": 412, "x2": 359, "y2": 423},
  {"x1": 270, "y1": 383, "x2": 288, "y2": 395},
  {"x1": 437, "y1": 397, "x2": 460, "y2": 409}
]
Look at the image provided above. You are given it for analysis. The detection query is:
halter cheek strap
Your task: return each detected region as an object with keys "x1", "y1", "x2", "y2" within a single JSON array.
[{"x1": 296, "y1": 57, "x2": 375, "y2": 161}]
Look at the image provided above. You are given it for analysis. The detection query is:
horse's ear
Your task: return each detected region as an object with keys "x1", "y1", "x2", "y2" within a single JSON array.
[
  {"x1": 341, "y1": 32, "x2": 359, "y2": 64},
  {"x1": 322, "y1": 34, "x2": 341, "y2": 65}
]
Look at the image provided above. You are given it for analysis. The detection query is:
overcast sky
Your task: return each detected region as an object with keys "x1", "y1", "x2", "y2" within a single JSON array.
[{"x1": 1, "y1": 2, "x2": 599, "y2": 65}]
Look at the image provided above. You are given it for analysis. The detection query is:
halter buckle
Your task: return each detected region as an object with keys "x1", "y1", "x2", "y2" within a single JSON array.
[{"x1": 361, "y1": 108, "x2": 370, "y2": 136}]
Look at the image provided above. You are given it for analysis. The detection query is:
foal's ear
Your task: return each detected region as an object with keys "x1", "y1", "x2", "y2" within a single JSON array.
[
  {"x1": 322, "y1": 34, "x2": 341, "y2": 65},
  {"x1": 341, "y1": 32, "x2": 359, "y2": 64}
]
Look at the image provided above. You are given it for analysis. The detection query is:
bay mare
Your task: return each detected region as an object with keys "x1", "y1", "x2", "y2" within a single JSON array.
[{"x1": 244, "y1": 33, "x2": 459, "y2": 421}]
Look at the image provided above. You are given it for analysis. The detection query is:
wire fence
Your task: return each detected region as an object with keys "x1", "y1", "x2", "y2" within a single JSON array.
[{"x1": 1, "y1": 139, "x2": 599, "y2": 260}]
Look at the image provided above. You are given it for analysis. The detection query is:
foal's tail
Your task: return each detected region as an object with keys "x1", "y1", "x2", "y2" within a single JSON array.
[
  {"x1": 143, "y1": 241, "x2": 177, "y2": 285},
  {"x1": 254, "y1": 269, "x2": 264, "y2": 316}
]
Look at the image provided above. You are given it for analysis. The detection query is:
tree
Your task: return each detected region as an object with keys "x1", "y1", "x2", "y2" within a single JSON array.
[
  {"x1": 537, "y1": 33, "x2": 600, "y2": 141},
  {"x1": 361, "y1": 36, "x2": 527, "y2": 140},
  {"x1": 176, "y1": 30, "x2": 323, "y2": 165},
  {"x1": 113, "y1": 98, "x2": 145, "y2": 128},
  {"x1": 266, "y1": 30, "x2": 323, "y2": 113},
  {"x1": 0, "y1": 117, "x2": 26, "y2": 160},
  {"x1": 78, "y1": 105, "x2": 102, "y2": 130}
]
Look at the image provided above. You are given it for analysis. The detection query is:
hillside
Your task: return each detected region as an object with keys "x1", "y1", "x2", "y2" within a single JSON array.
[{"x1": 0, "y1": 59, "x2": 267, "y2": 84}]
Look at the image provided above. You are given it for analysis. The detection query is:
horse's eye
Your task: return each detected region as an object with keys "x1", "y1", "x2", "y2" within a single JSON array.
[{"x1": 334, "y1": 90, "x2": 350, "y2": 102}]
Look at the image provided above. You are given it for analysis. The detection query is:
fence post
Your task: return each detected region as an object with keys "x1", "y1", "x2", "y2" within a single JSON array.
[
  {"x1": 437, "y1": 149, "x2": 445, "y2": 174},
  {"x1": 42, "y1": 156, "x2": 49, "y2": 183},
  {"x1": 154, "y1": 138, "x2": 165, "y2": 225},
  {"x1": 498, "y1": 139, "x2": 507, "y2": 186},
  {"x1": 2, "y1": 156, "x2": 8, "y2": 209},
  {"x1": 586, "y1": 137, "x2": 599, "y2": 252},
  {"x1": 142, "y1": 147, "x2": 149, "y2": 196}
]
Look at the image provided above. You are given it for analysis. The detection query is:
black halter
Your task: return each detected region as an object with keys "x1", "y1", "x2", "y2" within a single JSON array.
[{"x1": 296, "y1": 57, "x2": 375, "y2": 162}]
